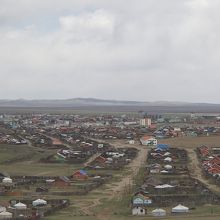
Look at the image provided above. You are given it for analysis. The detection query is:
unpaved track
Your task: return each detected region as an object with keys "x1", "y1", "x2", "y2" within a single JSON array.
[
  {"x1": 187, "y1": 148, "x2": 220, "y2": 193},
  {"x1": 107, "y1": 145, "x2": 147, "y2": 197},
  {"x1": 76, "y1": 142, "x2": 148, "y2": 217}
]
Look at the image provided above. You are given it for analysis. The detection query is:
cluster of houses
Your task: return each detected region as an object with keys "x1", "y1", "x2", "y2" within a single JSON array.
[
  {"x1": 2, "y1": 113, "x2": 220, "y2": 218},
  {"x1": 139, "y1": 126, "x2": 220, "y2": 144},
  {"x1": 87, "y1": 148, "x2": 138, "y2": 170},
  {"x1": 42, "y1": 138, "x2": 112, "y2": 164},
  {"x1": 0, "y1": 198, "x2": 69, "y2": 219},
  {"x1": 147, "y1": 146, "x2": 188, "y2": 175},
  {"x1": 154, "y1": 126, "x2": 220, "y2": 139},
  {"x1": 0, "y1": 168, "x2": 113, "y2": 219},
  {"x1": 0, "y1": 134, "x2": 27, "y2": 145},
  {"x1": 131, "y1": 144, "x2": 220, "y2": 217},
  {"x1": 0, "y1": 169, "x2": 112, "y2": 197},
  {"x1": 197, "y1": 146, "x2": 220, "y2": 184}
]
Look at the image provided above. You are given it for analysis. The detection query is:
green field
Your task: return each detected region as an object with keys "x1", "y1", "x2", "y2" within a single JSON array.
[
  {"x1": 1, "y1": 137, "x2": 220, "y2": 220},
  {"x1": 0, "y1": 144, "x2": 81, "y2": 176}
]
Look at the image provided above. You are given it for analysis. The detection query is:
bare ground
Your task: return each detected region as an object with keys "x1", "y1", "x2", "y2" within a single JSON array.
[
  {"x1": 187, "y1": 148, "x2": 220, "y2": 193},
  {"x1": 72, "y1": 142, "x2": 148, "y2": 218}
]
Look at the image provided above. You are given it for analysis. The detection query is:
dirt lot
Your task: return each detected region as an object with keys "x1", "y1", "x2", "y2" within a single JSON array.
[
  {"x1": 45, "y1": 215, "x2": 220, "y2": 220},
  {"x1": 161, "y1": 136, "x2": 220, "y2": 149},
  {"x1": 162, "y1": 136, "x2": 220, "y2": 194}
]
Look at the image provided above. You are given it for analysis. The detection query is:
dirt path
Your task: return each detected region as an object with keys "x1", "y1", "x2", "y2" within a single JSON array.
[
  {"x1": 76, "y1": 143, "x2": 148, "y2": 217},
  {"x1": 78, "y1": 198, "x2": 102, "y2": 216},
  {"x1": 186, "y1": 148, "x2": 220, "y2": 193},
  {"x1": 107, "y1": 145, "x2": 147, "y2": 197}
]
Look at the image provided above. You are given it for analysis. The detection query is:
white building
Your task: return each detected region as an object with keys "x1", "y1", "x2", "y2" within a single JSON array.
[
  {"x1": 132, "y1": 207, "x2": 146, "y2": 216},
  {"x1": 172, "y1": 204, "x2": 189, "y2": 213},
  {"x1": 152, "y1": 208, "x2": 166, "y2": 216},
  {"x1": 140, "y1": 136, "x2": 157, "y2": 146},
  {"x1": 32, "y1": 199, "x2": 47, "y2": 207},
  {"x1": 14, "y1": 202, "x2": 27, "y2": 210},
  {"x1": 140, "y1": 118, "x2": 152, "y2": 127},
  {"x1": 2, "y1": 177, "x2": 13, "y2": 184},
  {"x1": 128, "y1": 140, "x2": 135, "y2": 145},
  {"x1": 0, "y1": 211, "x2": 12, "y2": 219}
]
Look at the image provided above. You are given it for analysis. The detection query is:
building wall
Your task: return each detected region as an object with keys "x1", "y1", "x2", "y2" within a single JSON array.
[
  {"x1": 140, "y1": 138, "x2": 157, "y2": 146},
  {"x1": 132, "y1": 207, "x2": 145, "y2": 215},
  {"x1": 140, "y1": 118, "x2": 152, "y2": 127}
]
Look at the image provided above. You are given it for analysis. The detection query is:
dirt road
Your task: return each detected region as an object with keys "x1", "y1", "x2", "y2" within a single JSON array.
[
  {"x1": 187, "y1": 148, "x2": 220, "y2": 193},
  {"x1": 74, "y1": 142, "x2": 148, "y2": 217},
  {"x1": 107, "y1": 144, "x2": 147, "y2": 197}
]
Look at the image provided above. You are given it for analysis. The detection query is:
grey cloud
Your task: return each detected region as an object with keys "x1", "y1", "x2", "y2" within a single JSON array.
[{"x1": 0, "y1": 0, "x2": 220, "y2": 102}]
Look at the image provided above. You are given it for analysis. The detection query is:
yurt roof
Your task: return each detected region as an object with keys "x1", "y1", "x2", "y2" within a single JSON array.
[
  {"x1": 152, "y1": 208, "x2": 166, "y2": 213},
  {"x1": 33, "y1": 199, "x2": 47, "y2": 203},
  {"x1": 164, "y1": 165, "x2": 172, "y2": 169},
  {"x1": 0, "y1": 211, "x2": 12, "y2": 216},
  {"x1": 155, "y1": 184, "x2": 175, "y2": 189},
  {"x1": 3, "y1": 177, "x2": 12, "y2": 180},
  {"x1": 172, "y1": 204, "x2": 189, "y2": 210},
  {"x1": 0, "y1": 206, "x2": 6, "y2": 212},
  {"x1": 14, "y1": 202, "x2": 27, "y2": 208}
]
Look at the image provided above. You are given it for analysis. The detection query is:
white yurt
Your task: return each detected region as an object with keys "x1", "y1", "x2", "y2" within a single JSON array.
[
  {"x1": 0, "y1": 206, "x2": 6, "y2": 213},
  {"x1": 155, "y1": 184, "x2": 174, "y2": 189},
  {"x1": 32, "y1": 199, "x2": 47, "y2": 207},
  {"x1": 164, "y1": 165, "x2": 172, "y2": 170},
  {"x1": 152, "y1": 208, "x2": 166, "y2": 216},
  {"x1": 2, "y1": 177, "x2": 12, "y2": 184},
  {"x1": 164, "y1": 152, "x2": 171, "y2": 156},
  {"x1": 14, "y1": 202, "x2": 27, "y2": 210},
  {"x1": 172, "y1": 204, "x2": 189, "y2": 213},
  {"x1": 132, "y1": 207, "x2": 145, "y2": 216},
  {"x1": 46, "y1": 179, "x2": 55, "y2": 184},
  {"x1": 164, "y1": 157, "x2": 172, "y2": 162},
  {"x1": 0, "y1": 211, "x2": 12, "y2": 219},
  {"x1": 160, "y1": 170, "x2": 169, "y2": 174}
]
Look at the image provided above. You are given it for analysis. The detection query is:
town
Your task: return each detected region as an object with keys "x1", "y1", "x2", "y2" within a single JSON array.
[{"x1": 0, "y1": 111, "x2": 220, "y2": 220}]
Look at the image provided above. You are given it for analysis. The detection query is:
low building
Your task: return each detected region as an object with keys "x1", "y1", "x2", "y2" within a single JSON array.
[
  {"x1": 152, "y1": 208, "x2": 166, "y2": 216},
  {"x1": 132, "y1": 206, "x2": 146, "y2": 216},
  {"x1": 140, "y1": 136, "x2": 157, "y2": 146},
  {"x1": 140, "y1": 118, "x2": 152, "y2": 127},
  {"x1": 72, "y1": 170, "x2": 88, "y2": 180},
  {"x1": 172, "y1": 204, "x2": 189, "y2": 213}
]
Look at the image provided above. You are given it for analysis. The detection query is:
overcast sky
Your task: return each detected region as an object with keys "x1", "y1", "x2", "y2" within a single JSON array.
[{"x1": 0, "y1": 0, "x2": 220, "y2": 102}]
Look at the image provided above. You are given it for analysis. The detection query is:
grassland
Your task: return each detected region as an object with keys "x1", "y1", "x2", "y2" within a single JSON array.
[
  {"x1": 160, "y1": 135, "x2": 220, "y2": 149},
  {"x1": 0, "y1": 143, "x2": 82, "y2": 176},
  {"x1": 1, "y1": 136, "x2": 220, "y2": 220}
]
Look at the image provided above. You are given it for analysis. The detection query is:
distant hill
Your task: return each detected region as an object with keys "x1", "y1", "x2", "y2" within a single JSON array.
[{"x1": 0, "y1": 98, "x2": 219, "y2": 108}]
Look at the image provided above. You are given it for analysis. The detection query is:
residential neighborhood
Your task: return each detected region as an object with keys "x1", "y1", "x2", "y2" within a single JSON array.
[{"x1": 0, "y1": 111, "x2": 220, "y2": 219}]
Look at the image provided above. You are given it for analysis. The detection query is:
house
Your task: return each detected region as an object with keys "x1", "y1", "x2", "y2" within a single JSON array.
[
  {"x1": 128, "y1": 140, "x2": 135, "y2": 145},
  {"x1": 140, "y1": 118, "x2": 151, "y2": 127},
  {"x1": 53, "y1": 176, "x2": 70, "y2": 187},
  {"x1": 94, "y1": 156, "x2": 107, "y2": 164},
  {"x1": 140, "y1": 136, "x2": 157, "y2": 146},
  {"x1": 132, "y1": 206, "x2": 146, "y2": 216},
  {"x1": 207, "y1": 164, "x2": 220, "y2": 174},
  {"x1": 152, "y1": 208, "x2": 166, "y2": 216},
  {"x1": 132, "y1": 194, "x2": 152, "y2": 206},
  {"x1": 199, "y1": 146, "x2": 210, "y2": 157},
  {"x1": 156, "y1": 144, "x2": 170, "y2": 151},
  {"x1": 144, "y1": 176, "x2": 162, "y2": 187},
  {"x1": 72, "y1": 170, "x2": 88, "y2": 180}
]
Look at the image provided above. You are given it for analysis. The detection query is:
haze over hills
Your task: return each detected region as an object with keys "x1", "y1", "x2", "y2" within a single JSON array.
[{"x1": 0, "y1": 98, "x2": 219, "y2": 108}]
